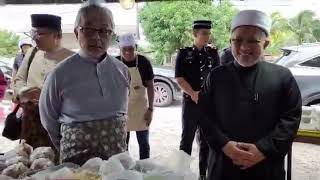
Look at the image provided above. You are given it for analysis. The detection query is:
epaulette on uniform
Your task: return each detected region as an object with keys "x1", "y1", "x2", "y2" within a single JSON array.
[{"x1": 179, "y1": 47, "x2": 193, "y2": 51}]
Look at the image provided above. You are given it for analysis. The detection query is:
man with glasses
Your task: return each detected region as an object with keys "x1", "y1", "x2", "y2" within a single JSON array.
[
  {"x1": 13, "y1": 14, "x2": 74, "y2": 148},
  {"x1": 14, "y1": 14, "x2": 74, "y2": 92},
  {"x1": 39, "y1": 1, "x2": 130, "y2": 165},
  {"x1": 198, "y1": 10, "x2": 301, "y2": 180},
  {"x1": 175, "y1": 20, "x2": 220, "y2": 179},
  {"x1": 116, "y1": 33, "x2": 154, "y2": 160}
]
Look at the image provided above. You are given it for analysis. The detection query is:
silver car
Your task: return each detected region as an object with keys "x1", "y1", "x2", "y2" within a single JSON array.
[{"x1": 276, "y1": 43, "x2": 320, "y2": 105}]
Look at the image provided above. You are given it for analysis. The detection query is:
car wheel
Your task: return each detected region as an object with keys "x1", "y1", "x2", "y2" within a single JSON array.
[{"x1": 154, "y1": 82, "x2": 173, "y2": 107}]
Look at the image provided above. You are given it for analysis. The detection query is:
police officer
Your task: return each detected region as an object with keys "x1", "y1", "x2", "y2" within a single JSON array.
[{"x1": 175, "y1": 20, "x2": 220, "y2": 180}]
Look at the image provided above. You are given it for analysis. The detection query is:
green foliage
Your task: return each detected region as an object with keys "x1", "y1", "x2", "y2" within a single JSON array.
[
  {"x1": 139, "y1": 0, "x2": 237, "y2": 65},
  {"x1": 266, "y1": 10, "x2": 320, "y2": 56},
  {"x1": 0, "y1": 29, "x2": 20, "y2": 57},
  {"x1": 288, "y1": 10, "x2": 320, "y2": 44},
  {"x1": 266, "y1": 12, "x2": 295, "y2": 55},
  {"x1": 139, "y1": 2, "x2": 320, "y2": 60}
]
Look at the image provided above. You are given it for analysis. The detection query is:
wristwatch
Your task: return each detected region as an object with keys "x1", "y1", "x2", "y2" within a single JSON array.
[{"x1": 148, "y1": 107, "x2": 154, "y2": 112}]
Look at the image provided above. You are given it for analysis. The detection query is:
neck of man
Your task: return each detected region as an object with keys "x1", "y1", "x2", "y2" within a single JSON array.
[
  {"x1": 122, "y1": 54, "x2": 137, "y2": 62},
  {"x1": 234, "y1": 57, "x2": 263, "y2": 69},
  {"x1": 45, "y1": 43, "x2": 62, "y2": 54},
  {"x1": 193, "y1": 42, "x2": 205, "y2": 50},
  {"x1": 79, "y1": 50, "x2": 107, "y2": 63}
]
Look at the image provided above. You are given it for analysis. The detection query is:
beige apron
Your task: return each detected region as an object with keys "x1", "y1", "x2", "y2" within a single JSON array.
[{"x1": 127, "y1": 58, "x2": 148, "y2": 131}]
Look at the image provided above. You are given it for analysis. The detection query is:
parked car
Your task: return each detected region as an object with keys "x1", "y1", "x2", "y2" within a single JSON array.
[
  {"x1": 275, "y1": 43, "x2": 320, "y2": 105},
  {"x1": 153, "y1": 66, "x2": 181, "y2": 107}
]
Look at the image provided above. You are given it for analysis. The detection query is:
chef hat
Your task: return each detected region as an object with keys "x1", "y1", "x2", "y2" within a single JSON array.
[
  {"x1": 18, "y1": 38, "x2": 33, "y2": 48},
  {"x1": 118, "y1": 33, "x2": 136, "y2": 48},
  {"x1": 231, "y1": 10, "x2": 272, "y2": 36}
]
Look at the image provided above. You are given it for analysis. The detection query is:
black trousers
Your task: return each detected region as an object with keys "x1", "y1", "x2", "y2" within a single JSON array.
[
  {"x1": 180, "y1": 98, "x2": 209, "y2": 176},
  {"x1": 126, "y1": 130, "x2": 150, "y2": 160}
]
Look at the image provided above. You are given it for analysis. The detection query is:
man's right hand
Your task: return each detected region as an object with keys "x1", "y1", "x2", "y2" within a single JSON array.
[
  {"x1": 222, "y1": 141, "x2": 254, "y2": 166},
  {"x1": 191, "y1": 91, "x2": 199, "y2": 104}
]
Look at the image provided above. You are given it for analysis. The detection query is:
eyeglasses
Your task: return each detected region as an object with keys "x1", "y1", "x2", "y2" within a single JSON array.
[
  {"x1": 231, "y1": 38, "x2": 264, "y2": 47},
  {"x1": 24, "y1": 30, "x2": 53, "y2": 39},
  {"x1": 79, "y1": 26, "x2": 113, "y2": 38}
]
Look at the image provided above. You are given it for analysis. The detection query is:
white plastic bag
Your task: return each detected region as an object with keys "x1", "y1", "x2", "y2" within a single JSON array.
[
  {"x1": 81, "y1": 157, "x2": 103, "y2": 172},
  {"x1": 0, "y1": 175, "x2": 16, "y2": 180},
  {"x1": 30, "y1": 158, "x2": 54, "y2": 170},
  {"x1": 164, "y1": 150, "x2": 192, "y2": 173},
  {"x1": 144, "y1": 174, "x2": 184, "y2": 180},
  {"x1": 30, "y1": 147, "x2": 55, "y2": 162},
  {"x1": 109, "y1": 151, "x2": 136, "y2": 169},
  {"x1": 133, "y1": 158, "x2": 169, "y2": 173},
  {"x1": 99, "y1": 158, "x2": 124, "y2": 176},
  {"x1": 1, "y1": 162, "x2": 29, "y2": 179},
  {"x1": 17, "y1": 140, "x2": 33, "y2": 157},
  {"x1": 5, "y1": 156, "x2": 29, "y2": 166},
  {"x1": 311, "y1": 105, "x2": 320, "y2": 130},
  {"x1": 102, "y1": 170, "x2": 143, "y2": 180},
  {"x1": 47, "y1": 167, "x2": 75, "y2": 179}
]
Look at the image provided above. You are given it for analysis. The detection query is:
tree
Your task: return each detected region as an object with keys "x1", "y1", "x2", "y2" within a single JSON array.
[
  {"x1": 266, "y1": 12, "x2": 296, "y2": 56},
  {"x1": 138, "y1": 0, "x2": 236, "y2": 65},
  {"x1": 288, "y1": 10, "x2": 320, "y2": 44},
  {"x1": 0, "y1": 29, "x2": 20, "y2": 58}
]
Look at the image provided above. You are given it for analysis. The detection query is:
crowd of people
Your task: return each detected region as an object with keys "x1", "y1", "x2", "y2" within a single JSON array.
[{"x1": 3, "y1": 0, "x2": 302, "y2": 180}]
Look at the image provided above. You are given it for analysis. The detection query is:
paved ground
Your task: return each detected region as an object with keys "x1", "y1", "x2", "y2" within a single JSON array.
[{"x1": 0, "y1": 100, "x2": 320, "y2": 179}]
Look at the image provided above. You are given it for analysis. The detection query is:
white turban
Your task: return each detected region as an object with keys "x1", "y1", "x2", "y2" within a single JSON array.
[
  {"x1": 231, "y1": 10, "x2": 272, "y2": 36},
  {"x1": 118, "y1": 33, "x2": 136, "y2": 48}
]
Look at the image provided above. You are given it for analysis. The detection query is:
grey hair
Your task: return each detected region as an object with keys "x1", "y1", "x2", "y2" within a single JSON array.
[{"x1": 74, "y1": 0, "x2": 115, "y2": 29}]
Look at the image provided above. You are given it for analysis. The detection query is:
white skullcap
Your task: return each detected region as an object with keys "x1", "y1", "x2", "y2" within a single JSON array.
[
  {"x1": 18, "y1": 38, "x2": 33, "y2": 48},
  {"x1": 118, "y1": 33, "x2": 136, "y2": 48},
  {"x1": 231, "y1": 10, "x2": 272, "y2": 36}
]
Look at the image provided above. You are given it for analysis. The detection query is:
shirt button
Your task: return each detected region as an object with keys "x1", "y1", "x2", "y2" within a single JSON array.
[
  {"x1": 200, "y1": 69, "x2": 203, "y2": 71},
  {"x1": 201, "y1": 77, "x2": 203, "y2": 80},
  {"x1": 200, "y1": 61, "x2": 202, "y2": 63}
]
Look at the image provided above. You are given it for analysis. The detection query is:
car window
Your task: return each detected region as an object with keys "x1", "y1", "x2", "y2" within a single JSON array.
[
  {"x1": 300, "y1": 56, "x2": 320, "y2": 68},
  {"x1": 274, "y1": 50, "x2": 298, "y2": 67}
]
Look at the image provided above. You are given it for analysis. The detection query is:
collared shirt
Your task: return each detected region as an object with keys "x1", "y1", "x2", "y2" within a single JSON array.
[
  {"x1": 14, "y1": 47, "x2": 75, "y2": 92},
  {"x1": 39, "y1": 51, "x2": 130, "y2": 149},
  {"x1": 175, "y1": 45, "x2": 220, "y2": 92}
]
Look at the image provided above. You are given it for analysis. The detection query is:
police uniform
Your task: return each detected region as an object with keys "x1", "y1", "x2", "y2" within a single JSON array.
[{"x1": 175, "y1": 20, "x2": 220, "y2": 179}]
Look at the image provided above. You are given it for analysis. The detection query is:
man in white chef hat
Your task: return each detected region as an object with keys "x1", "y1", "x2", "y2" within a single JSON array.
[
  {"x1": 116, "y1": 33, "x2": 155, "y2": 160},
  {"x1": 197, "y1": 10, "x2": 302, "y2": 180}
]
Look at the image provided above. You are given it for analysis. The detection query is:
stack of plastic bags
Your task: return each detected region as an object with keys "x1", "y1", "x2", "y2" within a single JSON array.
[
  {"x1": 0, "y1": 140, "x2": 55, "y2": 179},
  {"x1": 0, "y1": 150, "x2": 197, "y2": 180},
  {"x1": 300, "y1": 105, "x2": 320, "y2": 130}
]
